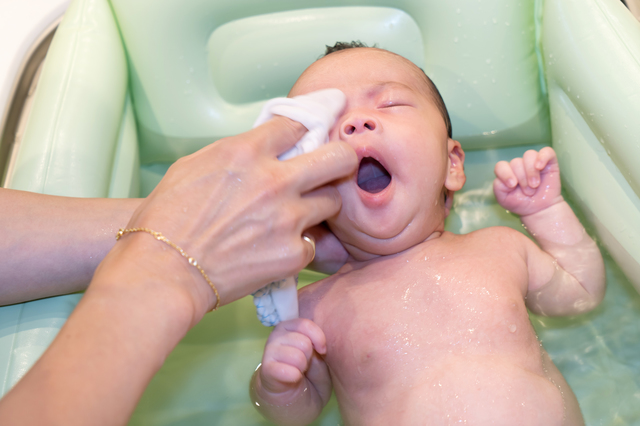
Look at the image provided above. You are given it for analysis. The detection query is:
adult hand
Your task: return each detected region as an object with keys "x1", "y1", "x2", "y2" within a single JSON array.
[
  {"x1": 121, "y1": 116, "x2": 358, "y2": 314},
  {"x1": 0, "y1": 116, "x2": 357, "y2": 426},
  {"x1": 305, "y1": 223, "x2": 349, "y2": 275}
]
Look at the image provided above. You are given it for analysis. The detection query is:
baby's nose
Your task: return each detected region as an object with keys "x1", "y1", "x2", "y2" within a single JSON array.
[{"x1": 340, "y1": 116, "x2": 378, "y2": 137}]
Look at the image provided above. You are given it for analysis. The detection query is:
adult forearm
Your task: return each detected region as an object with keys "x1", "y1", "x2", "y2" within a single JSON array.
[
  {"x1": 0, "y1": 115, "x2": 356, "y2": 424},
  {"x1": 0, "y1": 188, "x2": 141, "y2": 305},
  {"x1": 0, "y1": 234, "x2": 201, "y2": 425}
]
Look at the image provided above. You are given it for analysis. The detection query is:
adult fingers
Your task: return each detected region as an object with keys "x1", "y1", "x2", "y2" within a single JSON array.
[
  {"x1": 252, "y1": 116, "x2": 308, "y2": 157},
  {"x1": 303, "y1": 224, "x2": 348, "y2": 275},
  {"x1": 298, "y1": 186, "x2": 342, "y2": 230},
  {"x1": 285, "y1": 141, "x2": 358, "y2": 193}
]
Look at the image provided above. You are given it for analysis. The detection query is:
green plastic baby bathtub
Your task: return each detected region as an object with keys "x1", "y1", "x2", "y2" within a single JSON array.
[{"x1": 2, "y1": 0, "x2": 640, "y2": 424}]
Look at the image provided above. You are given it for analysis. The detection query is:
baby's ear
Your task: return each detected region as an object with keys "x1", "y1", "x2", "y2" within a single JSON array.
[{"x1": 444, "y1": 139, "x2": 465, "y2": 192}]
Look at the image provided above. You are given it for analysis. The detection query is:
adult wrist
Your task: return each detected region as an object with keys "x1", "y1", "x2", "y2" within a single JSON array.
[
  {"x1": 94, "y1": 231, "x2": 214, "y2": 335},
  {"x1": 116, "y1": 227, "x2": 220, "y2": 311}
]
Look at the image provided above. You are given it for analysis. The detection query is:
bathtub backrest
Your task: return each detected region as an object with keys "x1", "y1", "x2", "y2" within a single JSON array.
[{"x1": 108, "y1": 0, "x2": 551, "y2": 164}]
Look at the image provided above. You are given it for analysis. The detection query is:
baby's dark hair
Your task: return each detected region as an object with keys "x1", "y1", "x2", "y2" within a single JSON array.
[{"x1": 323, "y1": 41, "x2": 453, "y2": 139}]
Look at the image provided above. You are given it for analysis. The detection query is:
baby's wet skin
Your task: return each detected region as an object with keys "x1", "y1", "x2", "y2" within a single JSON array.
[
  {"x1": 299, "y1": 228, "x2": 583, "y2": 425},
  {"x1": 253, "y1": 47, "x2": 600, "y2": 425}
]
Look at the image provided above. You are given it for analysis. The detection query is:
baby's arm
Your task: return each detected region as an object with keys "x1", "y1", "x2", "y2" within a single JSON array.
[
  {"x1": 250, "y1": 318, "x2": 332, "y2": 426},
  {"x1": 494, "y1": 148, "x2": 605, "y2": 316}
]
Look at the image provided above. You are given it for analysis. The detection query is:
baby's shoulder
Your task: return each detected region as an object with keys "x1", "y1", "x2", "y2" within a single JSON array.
[{"x1": 459, "y1": 225, "x2": 531, "y2": 250}]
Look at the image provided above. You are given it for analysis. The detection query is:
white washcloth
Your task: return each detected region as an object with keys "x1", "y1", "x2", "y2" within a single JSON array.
[{"x1": 251, "y1": 88, "x2": 346, "y2": 326}]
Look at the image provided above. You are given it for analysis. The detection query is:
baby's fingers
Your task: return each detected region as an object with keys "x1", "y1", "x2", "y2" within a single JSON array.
[
  {"x1": 509, "y1": 157, "x2": 536, "y2": 196},
  {"x1": 535, "y1": 147, "x2": 558, "y2": 171},
  {"x1": 280, "y1": 318, "x2": 327, "y2": 355},
  {"x1": 494, "y1": 161, "x2": 517, "y2": 189},
  {"x1": 523, "y1": 150, "x2": 541, "y2": 189},
  {"x1": 259, "y1": 359, "x2": 305, "y2": 395},
  {"x1": 263, "y1": 345, "x2": 310, "y2": 383}
]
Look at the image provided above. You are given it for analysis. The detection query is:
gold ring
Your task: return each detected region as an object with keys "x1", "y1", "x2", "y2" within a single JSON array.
[{"x1": 302, "y1": 235, "x2": 316, "y2": 262}]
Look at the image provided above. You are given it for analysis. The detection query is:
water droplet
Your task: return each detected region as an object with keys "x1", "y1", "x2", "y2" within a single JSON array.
[
  {"x1": 456, "y1": 7, "x2": 461, "y2": 13},
  {"x1": 505, "y1": 21, "x2": 510, "y2": 26},
  {"x1": 454, "y1": 37, "x2": 459, "y2": 43},
  {"x1": 467, "y1": 103, "x2": 472, "y2": 108},
  {"x1": 486, "y1": 59, "x2": 491, "y2": 64},
  {"x1": 549, "y1": 53, "x2": 553, "y2": 58},
  {"x1": 492, "y1": 17, "x2": 498, "y2": 24},
  {"x1": 509, "y1": 324, "x2": 517, "y2": 333}
]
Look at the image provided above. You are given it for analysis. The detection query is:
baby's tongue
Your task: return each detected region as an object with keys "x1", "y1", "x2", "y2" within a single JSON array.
[{"x1": 357, "y1": 157, "x2": 391, "y2": 194}]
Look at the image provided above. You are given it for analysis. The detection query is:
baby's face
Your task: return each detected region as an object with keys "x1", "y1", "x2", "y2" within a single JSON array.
[{"x1": 290, "y1": 48, "x2": 464, "y2": 260}]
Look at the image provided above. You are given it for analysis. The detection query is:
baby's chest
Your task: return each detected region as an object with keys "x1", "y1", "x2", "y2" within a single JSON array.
[{"x1": 306, "y1": 251, "x2": 534, "y2": 375}]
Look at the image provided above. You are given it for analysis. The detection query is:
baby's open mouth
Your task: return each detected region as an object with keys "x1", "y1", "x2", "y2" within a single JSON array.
[{"x1": 357, "y1": 157, "x2": 391, "y2": 193}]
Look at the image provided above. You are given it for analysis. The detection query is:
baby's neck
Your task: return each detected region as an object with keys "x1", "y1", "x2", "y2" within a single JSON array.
[{"x1": 344, "y1": 230, "x2": 445, "y2": 264}]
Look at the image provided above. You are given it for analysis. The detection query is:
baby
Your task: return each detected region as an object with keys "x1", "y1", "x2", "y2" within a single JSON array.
[{"x1": 250, "y1": 44, "x2": 605, "y2": 425}]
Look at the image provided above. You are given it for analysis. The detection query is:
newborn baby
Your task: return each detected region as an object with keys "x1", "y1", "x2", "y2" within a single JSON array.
[{"x1": 250, "y1": 43, "x2": 605, "y2": 426}]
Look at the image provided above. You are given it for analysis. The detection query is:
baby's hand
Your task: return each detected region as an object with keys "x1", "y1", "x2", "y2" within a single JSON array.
[
  {"x1": 259, "y1": 318, "x2": 327, "y2": 395},
  {"x1": 493, "y1": 147, "x2": 563, "y2": 217}
]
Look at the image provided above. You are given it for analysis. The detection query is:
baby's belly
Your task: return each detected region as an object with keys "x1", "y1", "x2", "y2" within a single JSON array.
[
  {"x1": 317, "y1": 292, "x2": 570, "y2": 425},
  {"x1": 333, "y1": 355, "x2": 567, "y2": 426}
]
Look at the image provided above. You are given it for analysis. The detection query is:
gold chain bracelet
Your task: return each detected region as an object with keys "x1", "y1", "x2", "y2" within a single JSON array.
[{"x1": 116, "y1": 227, "x2": 220, "y2": 311}]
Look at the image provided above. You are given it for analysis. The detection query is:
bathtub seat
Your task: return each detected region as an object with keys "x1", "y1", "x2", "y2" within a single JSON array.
[{"x1": 2, "y1": 0, "x2": 640, "y2": 424}]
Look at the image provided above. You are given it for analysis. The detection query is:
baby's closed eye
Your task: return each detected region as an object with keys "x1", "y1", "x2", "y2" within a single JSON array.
[{"x1": 378, "y1": 100, "x2": 413, "y2": 109}]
